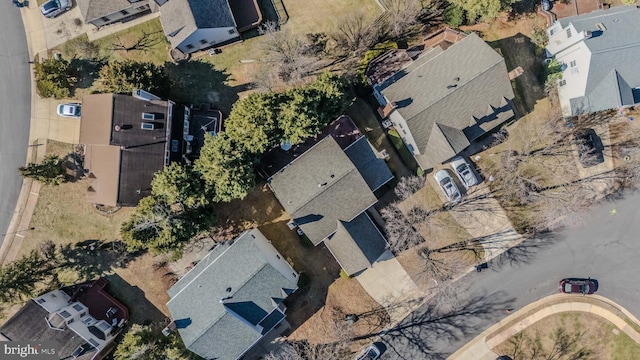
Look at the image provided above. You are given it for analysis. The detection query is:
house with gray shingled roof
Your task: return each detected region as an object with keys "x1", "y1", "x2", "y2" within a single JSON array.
[
  {"x1": 268, "y1": 134, "x2": 394, "y2": 276},
  {"x1": 166, "y1": 229, "x2": 298, "y2": 360},
  {"x1": 158, "y1": 0, "x2": 240, "y2": 54},
  {"x1": 546, "y1": 6, "x2": 640, "y2": 116},
  {"x1": 78, "y1": 0, "x2": 154, "y2": 28},
  {"x1": 372, "y1": 33, "x2": 515, "y2": 170}
]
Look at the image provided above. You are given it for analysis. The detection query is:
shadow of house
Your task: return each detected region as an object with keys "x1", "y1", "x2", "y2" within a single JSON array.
[
  {"x1": 0, "y1": 278, "x2": 129, "y2": 360},
  {"x1": 266, "y1": 116, "x2": 395, "y2": 276},
  {"x1": 166, "y1": 229, "x2": 298, "y2": 360},
  {"x1": 369, "y1": 31, "x2": 517, "y2": 170}
]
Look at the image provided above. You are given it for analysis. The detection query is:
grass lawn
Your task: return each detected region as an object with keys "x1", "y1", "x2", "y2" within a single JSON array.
[
  {"x1": 193, "y1": 0, "x2": 383, "y2": 87},
  {"x1": 347, "y1": 97, "x2": 413, "y2": 179},
  {"x1": 388, "y1": 128, "x2": 419, "y2": 172},
  {"x1": 395, "y1": 182, "x2": 482, "y2": 290},
  {"x1": 493, "y1": 311, "x2": 640, "y2": 359},
  {"x1": 16, "y1": 140, "x2": 172, "y2": 324},
  {"x1": 91, "y1": 18, "x2": 171, "y2": 64}
]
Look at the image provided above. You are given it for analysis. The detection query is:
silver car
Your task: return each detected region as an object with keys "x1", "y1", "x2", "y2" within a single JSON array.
[
  {"x1": 450, "y1": 156, "x2": 478, "y2": 188},
  {"x1": 434, "y1": 169, "x2": 461, "y2": 202},
  {"x1": 40, "y1": 0, "x2": 71, "y2": 18}
]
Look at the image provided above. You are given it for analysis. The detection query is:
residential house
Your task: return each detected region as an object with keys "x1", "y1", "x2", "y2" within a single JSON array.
[
  {"x1": 545, "y1": 5, "x2": 640, "y2": 116},
  {"x1": 79, "y1": 92, "x2": 190, "y2": 207},
  {"x1": 166, "y1": 229, "x2": 299, "y2": 360},
  {"x1": 0, "y1": 278, "x2": 128, "y2": 360},
  {"x1": 370, "y1": 32, "x2": 516, "y2": 170},
  {"x1": 158, "y1": 0, "x2": 262, "y2": 54},
  {"x1": 267, "y1": 117, "x2": 394, "y2": 276},
  {"x1": 78, "y1": 0, "x2": 153, "y2": 28}
]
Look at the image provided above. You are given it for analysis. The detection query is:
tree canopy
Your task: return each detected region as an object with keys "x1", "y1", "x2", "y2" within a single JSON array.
[
  {"x1": 114, "y1": 324, "x2": 201, "y2": 360},
  {"x1": 18, "y1": 154, "x2": 66, "y2": 185},
  {"x1": 33, "y1": 56, "x2": 76, "y2": 99},
  {"x1": 120, "y1": 196, "x2": 215, "y2": 254},
  {"x1": 196, "y1": 72, "x2": 350, "y2": 201},
  {"x1": 99, "y1": 60, "x2": 170, "y2": 97},
  {"x1": 447, "y1": 0, "x2": 515, "y2": 23},
  {"x1": 151, "y1": 163, "x2": 208, "y2": 210}
]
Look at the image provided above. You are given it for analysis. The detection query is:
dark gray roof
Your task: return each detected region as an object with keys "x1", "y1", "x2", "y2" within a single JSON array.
[
  {"x1": 159, "y1": 0, "x2": 237, "y2": 48},
  {"x1": 324, "y1": 212, "x2": 388, "y2": 276},
  {"x1": 344, "y1": 136, "x2": 394, "y2": 192},
  {"x1": 167, "y1": 230, "x2": 298, "y2": 360},
  {"x1": 378, "y1": 33, "x2": 514, "y2": 169},
  {"x1": 78, "y1": 0, "x2": 146, "y2": 22},
  {"x1": 560, "y1": 6, "x2": 640, "y2": 114},
  {"x1": 269, "y1": 137, "x2": 378, "y2": 245},
  {"x1": 0, "y1": 301, "x2": 96, "y2": 360}
]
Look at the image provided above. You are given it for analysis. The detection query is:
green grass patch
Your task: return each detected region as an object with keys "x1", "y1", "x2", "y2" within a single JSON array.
[
  {"x1": 91, "y1": 18, "x2": 171, "y2": 64},
  {"x1": 388, "y1": 128, "x2": 419, "y2": 171},
  {"x1": 611, "y1": 330, "x2": 640, "y2": 360}
]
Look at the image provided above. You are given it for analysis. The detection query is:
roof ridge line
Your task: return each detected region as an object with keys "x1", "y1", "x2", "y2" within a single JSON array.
[{"x1": 407, "y1": 61, "x2": 506, "y2": 123}]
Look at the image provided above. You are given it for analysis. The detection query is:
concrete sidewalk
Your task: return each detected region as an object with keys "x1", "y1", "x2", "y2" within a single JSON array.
[{"x1": 448, "y1": 294, "x2": 640, "y2": 359}]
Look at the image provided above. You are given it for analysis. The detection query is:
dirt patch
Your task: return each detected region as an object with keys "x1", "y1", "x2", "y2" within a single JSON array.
[{"x1": 288, "y1": 278, "x2": 388, "y2": 346}]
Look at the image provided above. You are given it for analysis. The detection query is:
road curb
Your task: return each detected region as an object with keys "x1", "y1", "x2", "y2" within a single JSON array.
[{"x1": 448, "y1": 293, "x2": 640, "y2": 359}]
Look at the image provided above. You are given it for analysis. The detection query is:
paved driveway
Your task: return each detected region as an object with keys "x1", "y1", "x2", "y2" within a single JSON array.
[
  {"x1": 380, "y1": 190, "x2": 640, "y2": 359},
  {"x1": 0, "y1": 2, "x2": 30, "y2": 238},
  {"x1": 356, "y1": 250, "x2": 423, "y2": 323}
]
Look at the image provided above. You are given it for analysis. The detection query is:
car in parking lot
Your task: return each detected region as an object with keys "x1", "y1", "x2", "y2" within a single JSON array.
[
  {"x1": 558, "y1": 278, "x2": 598, "y2": 295},
  {"x1": 355, "y1": 343, "x2": 382, "y2": 360},
  {"x1": 450, "y1": 157, "x2": 478, "y2": 188},
  {"x1": 434, "y1": 169, "x2": 461, "y2": 202},
  {"x1": 56, "y1": 103, "x2": 81, "y2": 118},
  {"x1": 40, "y1": 0, "x2": 71, "y2": 18},
  {"x1": 575, "y1": 129, "x2": 604, "y2": 167}
]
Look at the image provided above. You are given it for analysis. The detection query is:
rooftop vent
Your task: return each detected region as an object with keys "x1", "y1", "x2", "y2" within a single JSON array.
[{"x1": 596, "y1": 23, "x2": 607, "y2": 31}]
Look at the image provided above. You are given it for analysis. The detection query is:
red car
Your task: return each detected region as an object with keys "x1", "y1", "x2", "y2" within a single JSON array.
[{"x1": 558, "y1": 278, "x2": 598, "y2": 295}]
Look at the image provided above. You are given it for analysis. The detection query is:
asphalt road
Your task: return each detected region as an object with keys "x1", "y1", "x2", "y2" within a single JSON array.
[
  {"x1": 0, "y1": 3, "x2": 31, "y2": 239},
  {"x1": 381, "y1": 191, "x2": 640, "y2": 360}
]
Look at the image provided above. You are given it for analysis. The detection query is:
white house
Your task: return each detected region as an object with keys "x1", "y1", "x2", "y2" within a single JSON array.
[
  {"x1": 546, "y1": 6, "x2": 640, "y2": 116},
  {"x1": 159, "y1": 0, "x2": 240, "y2": 54}
]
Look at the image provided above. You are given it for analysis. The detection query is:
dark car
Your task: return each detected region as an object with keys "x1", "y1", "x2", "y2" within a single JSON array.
[
  {"x1": 558, "y1": 278, "x2": 598, "y2": 295},
  {"x1": 40, "y1": 0, "x2": 71, "y2": 18},
  {"x1": 496, "y1": 356, "x2": 513, "y2": 360},
  {"x1": 575, "y1": 129, "x2": 604, "y2": 167}
]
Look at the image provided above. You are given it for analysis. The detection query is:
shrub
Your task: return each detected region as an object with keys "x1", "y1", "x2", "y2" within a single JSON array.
[{"x1": 443, "y1": 5, "x2": 466, "y2": 28}]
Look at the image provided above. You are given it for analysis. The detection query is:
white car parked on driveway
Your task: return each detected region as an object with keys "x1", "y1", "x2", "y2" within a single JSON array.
[
  {"x1": 434, "y1": 169, "x2": 461, "y2": 202},
  {"x1": 56, "y1": 103, "x2": 81, "y2": 118},
  {"x1": 450, "y1": 156, "x2": 478, "y2": 188}
]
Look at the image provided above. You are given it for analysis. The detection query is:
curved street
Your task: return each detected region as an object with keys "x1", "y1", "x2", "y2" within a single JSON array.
[
  {"x1": 381, "y1": 191, "x2": 640, "y2": 359},
  {"x1": 0, "y1": 1, "x2": 31, "y2": 239}
]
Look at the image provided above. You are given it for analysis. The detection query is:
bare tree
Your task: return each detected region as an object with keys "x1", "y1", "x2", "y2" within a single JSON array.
[
  {"x1": 258, "y1": 21, "x2": 320, "y2": 84},
  {"x1": 384, "y1": 0, "x2": 425, "y2": 39},
  {"x1": 333, "y1": 12, "x2": 383, "y2": 57},
  {"x1": 394, "y1": 175, "x2": 426, "y2": 201},
  {"x1": 110, "y1": 30, "x2": 164, "y2": 52},
  {"x1": 380, "y1": 203, "x2": 427, "y2": 252}
]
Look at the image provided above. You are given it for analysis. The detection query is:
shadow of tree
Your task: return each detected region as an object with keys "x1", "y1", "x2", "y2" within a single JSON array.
[
  {"x1": 372, "y1": 291, "x2": 516, "y2": 360},
  {"x1": 164, "y1": 60, "x2": 239, "y2": 115},
  {"x1": 103, "y1": 273, "x2": 168, "y2": 325},
  {"x1": 58, "y1": 241, "x2": 115, "y2": 281},
  {"x1": 69, "y1": 58, "x2": 106, "y2": 92}
]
